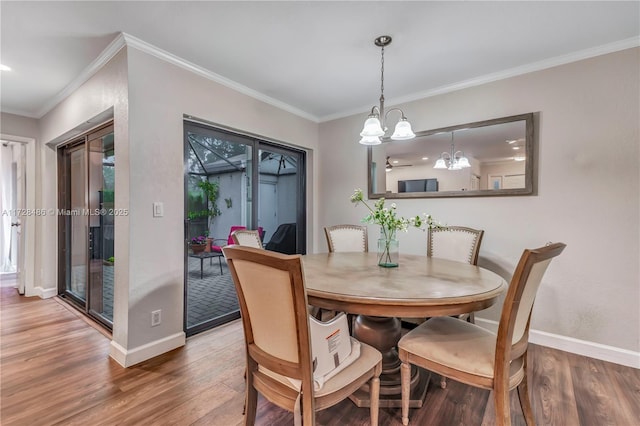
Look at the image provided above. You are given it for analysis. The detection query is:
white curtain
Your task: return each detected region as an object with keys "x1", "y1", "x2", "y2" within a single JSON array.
[{"x1": 1, "y1": 143, "x2": 15, "y2": 272}]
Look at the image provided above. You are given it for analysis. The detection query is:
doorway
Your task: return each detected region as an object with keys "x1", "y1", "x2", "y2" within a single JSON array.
[
  {"x1": 183, "y1": 121, "x2": 306, "y2": 336},
  {"x1": 0, "y1": 135, "x2": 35, "y2": 295},
  {"x1": 58, "y1": 123, "x2": 115, "y2": 329},
  {"x1": 0, "y1": 142, "x2": 24, "y2": 284}
]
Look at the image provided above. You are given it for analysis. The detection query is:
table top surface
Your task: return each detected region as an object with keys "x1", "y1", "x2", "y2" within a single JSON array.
[
  {"x1": 188, "y1": 251, "x2": 224, "y2": 259},
  {"x1": 302, "y1": 252, "x2": 507, "y2": 317}
]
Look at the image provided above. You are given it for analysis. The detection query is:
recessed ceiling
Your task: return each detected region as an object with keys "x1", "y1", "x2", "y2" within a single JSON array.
[{"x1": 1, "y1": 1, "x2": 638, "y2": 121}]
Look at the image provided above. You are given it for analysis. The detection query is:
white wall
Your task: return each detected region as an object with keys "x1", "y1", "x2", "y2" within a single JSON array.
[
  {"x1": 210, "y1": 171, "x2": 244, "y2": 239},
  {"x1": 14, "y1": 38, "x2": 321, "y2": 365},
  {"x1": 481, "y1": 161, "x2": 525, "y2": 190},
  {"x1": 276, "y1": 174, "x2": 298, "y2": 225},
  {"x1": 34, "y1": 44, "x2": 319, "y2": 366},
  {"x1": 117, "y1": 46, "x2": 318, "y2": 364},
  {"x1": 318, "y1": 48, "x2": 640, "y2": 362},
  {"x1": 37, "y1": 49, "x2": 132, "y2": 361},
  {"x1": 386, "y1": 163, "x2": 473, "y2": 193},
  {"x1": 1, "y1": 113, "x2": 38, "y2": 138}
]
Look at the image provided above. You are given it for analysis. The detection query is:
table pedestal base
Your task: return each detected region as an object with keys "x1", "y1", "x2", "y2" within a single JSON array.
[{"x1": 351, "y1": 315, "x2": 429, "y2": 408}]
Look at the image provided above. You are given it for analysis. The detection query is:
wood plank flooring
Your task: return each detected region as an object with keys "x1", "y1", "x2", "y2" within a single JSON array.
[{"x1": 1, "y1": 286, "x2": 639, "y2": 425}]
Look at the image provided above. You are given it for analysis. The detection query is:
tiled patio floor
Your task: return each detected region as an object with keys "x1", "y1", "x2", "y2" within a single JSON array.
[
  {"x1": 186, "y1": 257, "x2": 238, "y2": 327},
  {"x1": 102, "y1": 257, "x2": 239, "y2": 328}
]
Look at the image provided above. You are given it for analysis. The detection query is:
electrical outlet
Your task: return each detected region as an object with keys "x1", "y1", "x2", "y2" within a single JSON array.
[{"x1": 151, "y1": 310, "x2": 161, "y2": 327}]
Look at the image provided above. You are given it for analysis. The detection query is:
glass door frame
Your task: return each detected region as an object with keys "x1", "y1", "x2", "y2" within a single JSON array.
[
  {"x1": 183, "y1": 120, "x2": 307, "y2": 336},
  {"x1": 57, "y1": 121, "x2": 114, "y2": 330},
  {"x1": 256, "y1": 141, "x2": 306, "y2": 253}
]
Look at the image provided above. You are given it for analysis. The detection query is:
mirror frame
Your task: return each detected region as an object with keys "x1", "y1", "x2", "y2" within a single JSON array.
[{"x1": 368, "y1": 113, "x2": 535, "y2": 199}]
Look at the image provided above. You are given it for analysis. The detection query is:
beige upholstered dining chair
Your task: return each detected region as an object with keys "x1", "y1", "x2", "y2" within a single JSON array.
[
  {"x1": 428, "y1": 225, "x2": 484, "y2": 322},
  {"x1": 428, "y1": 225, "x2": 484, "y2": 266},
  {"x1": 402, "y1": 226, "x2": 484, "y2": 334},
  {"x1": 223, "y1": 245, "x2": 382, "y2": 426},
  {"x1": 322, "y1": 224, "x2": 368, "y2": 324},
  {"x1": 231, "y1": 229, "x2": 264, "y2": 249},
  {"x1": 424, "y1": 225, "x2": 485, "y2": 389},
  {"x1": 324, "y1": 224, "x2": 368, "y2": 253},
  {"x1": 399, "y1": 242, "x2": 566, "y2": 426}
]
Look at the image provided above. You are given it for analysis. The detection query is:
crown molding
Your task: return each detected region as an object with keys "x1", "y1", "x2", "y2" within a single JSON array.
[
  {"x1": 30, "y1": 33, "x2": 639, "y2": 123},
  {"x1": 121, "y1": 33, "x2": 318, "y2": 123},
  {"x1": 34, "y1": 31, "x2": 318, "y2": 122},
  {"x1": 319, "y1": 36, "x2": 640, "y2": 123},
  {"x1": 35, "y1": 33, "x2": 127, "y2": 119},
  {"x1": 0, "y1": 107, "x2": 39, "y2": 119}
]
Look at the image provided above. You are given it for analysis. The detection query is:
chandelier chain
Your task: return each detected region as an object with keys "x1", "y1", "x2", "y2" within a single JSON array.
[{"x1": 380, "y1": 45, "x2": 385, "y2": 101}]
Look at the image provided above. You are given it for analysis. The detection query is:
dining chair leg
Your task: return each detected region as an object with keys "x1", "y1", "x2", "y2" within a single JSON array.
[
  {"x1": 517, "y1": 360, "x2": 535, "y2": 425},
  {"x1": 244, "y1": 364, "x2": 258, "y2": 425},
  {"x1": 401, "y1": 361, "x2": 411, "y2": 425},
  {"x1": 493, "y1": 381, "x2": 512, "y2": 426},
  {"x1": 369, "y1": 371, "x2": 380, "y2": 426}
]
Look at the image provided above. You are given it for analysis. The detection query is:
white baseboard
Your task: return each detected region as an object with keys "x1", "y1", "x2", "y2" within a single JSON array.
[
  {"x1": 26, "y1": 286, "x2": 57, "y2": 299},
  {"x1": 109, "y1": 332, "x2": 186, "y2": 367},
  {"x1": 475, "y1": 318, "x2": 640, "y2": 369}
]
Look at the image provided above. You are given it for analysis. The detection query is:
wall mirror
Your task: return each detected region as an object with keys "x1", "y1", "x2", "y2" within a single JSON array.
[{"x1": 368, "y1": 113, "x2": 535, "y2": 198}]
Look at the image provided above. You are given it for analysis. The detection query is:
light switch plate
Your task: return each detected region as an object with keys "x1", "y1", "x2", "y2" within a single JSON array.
[{"x1": 153, "y1": 202, "x2": 164, "y2": 217}]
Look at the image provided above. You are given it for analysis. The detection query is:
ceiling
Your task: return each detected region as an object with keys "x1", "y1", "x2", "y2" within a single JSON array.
[{"x1": 1, "y1": 1, "x2": 638, "y2": 121}]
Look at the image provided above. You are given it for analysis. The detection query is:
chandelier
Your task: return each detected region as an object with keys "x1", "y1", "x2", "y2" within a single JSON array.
[
  {"x1": 433, "y1": 132, "x2": 471, "y2": 170},
  {"x1": 359, "y1": 35, "x2": 415, "y2": 145}
]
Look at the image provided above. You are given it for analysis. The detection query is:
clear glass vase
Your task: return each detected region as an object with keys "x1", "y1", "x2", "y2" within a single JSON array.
[{"x1": 378, "y1": 227, "x2": 399, "y2": 268}]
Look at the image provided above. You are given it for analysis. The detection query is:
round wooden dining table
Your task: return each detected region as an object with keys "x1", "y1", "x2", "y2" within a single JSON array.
[{"x1": 302, "y1": 252, "x2": 506, "y2": 408}]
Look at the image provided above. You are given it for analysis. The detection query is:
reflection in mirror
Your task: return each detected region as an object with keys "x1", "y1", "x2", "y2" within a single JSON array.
[{"x1": 368, "y1": 113, "x2": 534, "y2": 198}]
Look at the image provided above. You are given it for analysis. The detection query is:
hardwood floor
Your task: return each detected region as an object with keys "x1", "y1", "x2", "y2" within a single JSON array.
[{"x1": 1, "y1": 286, "x2": 638, "y2": 425}]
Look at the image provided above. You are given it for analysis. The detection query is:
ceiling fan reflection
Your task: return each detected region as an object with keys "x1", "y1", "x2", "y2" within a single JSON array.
[{"x1": 385, "y1": 156, "x2": 413, "y2": 172}]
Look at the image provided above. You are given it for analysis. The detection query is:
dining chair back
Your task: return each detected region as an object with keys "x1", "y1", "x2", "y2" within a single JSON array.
[
  {"x1": 427, "y1": 226, "x2": 484, "y2": 265},
  {"x1": 223, "y1": 245, "x2": 382, "y2": 425},
  {"x1": 426, "y1": 225, "x2": 485, "y2": 325},
  {"x1": 324, "y1": 224, "x2": 368, "y2": 253},
  {"x1": 212, "y1": 226, "x2": 264, "y2": 253},
  {"x1": 404, "y1": 226, "x2": 485, "y2": 339},
  {"x1": 398, "y1": 242, "x2": 566, "y2": 426},
  {"x1": 211, "y1": 225, "x2": 246, "y2": 253},
  {"x1": 231, "y1": 229, "x2": 264, "y2": 249}
]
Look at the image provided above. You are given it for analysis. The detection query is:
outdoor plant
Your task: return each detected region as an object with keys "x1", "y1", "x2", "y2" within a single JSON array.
[
  {"x1": 191, "y1": 235, "x2": 207, "y2": 245},
  {"x1": 197, "y1": 180, "x2": 222, "y2": 219}
]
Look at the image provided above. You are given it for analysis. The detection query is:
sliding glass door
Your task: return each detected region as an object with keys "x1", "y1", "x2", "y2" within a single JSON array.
[
  {"x1": 183, "y1": 121, "x2": 306, "y2": 336},
  {"x1": 258, "y1": 145, "x2": 305, "y2": 254},
  {"x1": 58, "y1": 123, "x2": 115, "y2": 329}
]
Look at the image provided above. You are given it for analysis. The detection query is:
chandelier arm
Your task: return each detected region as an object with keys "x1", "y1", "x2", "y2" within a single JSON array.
[{"x1": 384, "y1": 107, "x2": 407, "y2": 121}]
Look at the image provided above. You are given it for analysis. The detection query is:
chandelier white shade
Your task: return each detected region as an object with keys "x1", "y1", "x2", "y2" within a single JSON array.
[
  {"x1": 359, "y1": 36, "x2": 415, "y2": 145},
  {"x1": 390, "y1": 118, "x2": 415, "y2": 140},
  {"x1": 434, "y1": 132, "x2": 471, "y2": 170}
]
